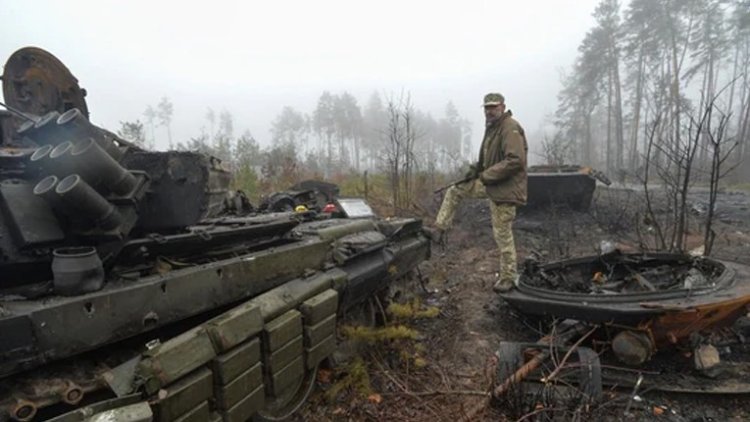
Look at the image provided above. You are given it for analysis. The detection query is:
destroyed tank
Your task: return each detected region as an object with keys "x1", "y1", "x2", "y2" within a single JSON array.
[{"x1": 0, "y1": 47, "x2": 430, "y2": 421}]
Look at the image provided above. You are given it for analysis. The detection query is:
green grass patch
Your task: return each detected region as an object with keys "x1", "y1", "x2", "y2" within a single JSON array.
[
  {"x1": 386, "y1": 298, "x2": 440, "y2": 320},
  {"x1": 340, "y1": 325, "x2": 419, "y2": 343},
  {"x1": 324, "y1": 357, "x2": 372, "y2": 401}
]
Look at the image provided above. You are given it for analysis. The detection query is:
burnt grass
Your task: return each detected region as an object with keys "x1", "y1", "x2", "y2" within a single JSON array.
[{"x1": 301, "y1": 186, "x2": 750, "y2": 421}]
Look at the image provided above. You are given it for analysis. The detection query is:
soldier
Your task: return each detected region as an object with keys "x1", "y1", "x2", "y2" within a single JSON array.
[{"x1": 432, "y1": 92, "x2": 528, "y2": 293}]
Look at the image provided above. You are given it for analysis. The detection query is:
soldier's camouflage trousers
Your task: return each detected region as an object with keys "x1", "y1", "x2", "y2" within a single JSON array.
[{"x1": 435, "y1": 179, "x2": 517, "y2": 283}]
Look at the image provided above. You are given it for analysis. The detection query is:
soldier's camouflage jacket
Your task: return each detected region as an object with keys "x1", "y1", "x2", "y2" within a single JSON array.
[{"x1": 478, "y1": 110, "x2": 528, "y2": 206}]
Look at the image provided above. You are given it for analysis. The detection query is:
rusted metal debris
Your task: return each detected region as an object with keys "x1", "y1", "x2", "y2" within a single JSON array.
[
  {"x1": 0, "y1": 361, "x2": 108, "y2": 421},
  {"x1": 493, "y1": 322, "x2": 598, "y2": 397},
  {"x1": 504, "y1": 253, "x2": 750, "y2": 350},
  {"x1": 493, "y1": 252, "x2": 750, "y2": 397}
]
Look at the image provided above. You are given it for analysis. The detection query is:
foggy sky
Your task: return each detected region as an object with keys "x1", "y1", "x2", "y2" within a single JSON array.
[{"x1": 1, "y1": 0, "x2": 602, "y2": 156}]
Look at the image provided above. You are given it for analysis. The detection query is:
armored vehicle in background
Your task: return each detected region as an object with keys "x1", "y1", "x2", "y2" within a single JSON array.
[
  {"x1": 526, "y1": 165, "x2": 611, "y2": 211},
  {"x1": 0, "y1": 47, "x2": 430, "y2": 421}
]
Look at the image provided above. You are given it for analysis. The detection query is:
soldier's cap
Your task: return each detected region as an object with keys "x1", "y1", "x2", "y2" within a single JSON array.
[{"x1": 483, "y1": 93, "x2": 505, "y2": 107}]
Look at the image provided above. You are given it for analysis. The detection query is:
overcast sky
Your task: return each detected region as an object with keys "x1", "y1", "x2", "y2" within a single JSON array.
[{"x1": 1, "y1": 0, "x2": 602, "y2": 154}]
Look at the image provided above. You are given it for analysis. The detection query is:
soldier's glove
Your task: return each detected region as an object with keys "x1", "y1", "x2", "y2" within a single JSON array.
[{"x1": 464, "y1": 163, "x2": 480, "y2": 180}]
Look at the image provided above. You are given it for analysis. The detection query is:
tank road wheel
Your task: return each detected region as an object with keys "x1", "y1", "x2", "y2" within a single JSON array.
[{"x1": 254, "y1": 362, "x2": 319, "y2": 422}]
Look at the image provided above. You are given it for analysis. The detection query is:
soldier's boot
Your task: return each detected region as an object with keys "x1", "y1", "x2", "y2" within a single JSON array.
[
  {"x1": 423, "y1": 227, "x2": 447, "y2": 250},
  {"x1": 493, "y1": 275, "x2": 517, "y2": 293}
]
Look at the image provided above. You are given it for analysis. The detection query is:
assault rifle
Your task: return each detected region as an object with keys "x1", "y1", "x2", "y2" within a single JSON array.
[{"x1": 433, "y1": 174, "x2": 477, "y2": 194}]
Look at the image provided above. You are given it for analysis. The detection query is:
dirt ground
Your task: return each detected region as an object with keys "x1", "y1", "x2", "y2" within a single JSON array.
[{"x1": 302, "y1": 185, "x2": 750, "y2": 421}]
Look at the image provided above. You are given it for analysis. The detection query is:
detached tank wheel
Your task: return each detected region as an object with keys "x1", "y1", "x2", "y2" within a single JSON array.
[
  {"x1": 495, "y1": 341, "x2": 524, "y2": 382},
  {"x1": 574, "y1": 347, "x2": 602, "y2": 401},
  {"x1": 254, "y1": 362, "x2": 319, "y2": 422}
]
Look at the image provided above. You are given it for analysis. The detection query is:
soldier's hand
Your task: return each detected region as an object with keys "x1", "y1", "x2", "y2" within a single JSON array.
[
  {"x1": 464, "y1": 163, "x2": 480, "y2": 180},
  {"x1": 479, "y1": 170, "x2": 491, "y2": 185}
]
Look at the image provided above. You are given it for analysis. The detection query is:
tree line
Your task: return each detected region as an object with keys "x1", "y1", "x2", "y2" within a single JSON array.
[
  {"x1": 551, "y1": 0, "x2": 750, "y2": 183},
  {"x1": 118, "y1": 91, "x2": 473, "y2": 202}
]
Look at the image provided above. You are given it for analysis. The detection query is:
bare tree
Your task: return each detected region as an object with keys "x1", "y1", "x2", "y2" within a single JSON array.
[
  {"x1": 213, "y1": 110, "x2": 234, "y2": 163},
  {"x1": 142, "y1": 106, "x2": 157, "y2": 149},
  {"x1": 639, "y1": 105, "x2": 701, "y2": 253},
  {"x1": 402, "y1": 100, "x2": 417, "y2": 206},
  {"x1": 117, "y1": 120, "x2": 146, "y2": 147},
  {"x1": 313, "y1": 92, "x2": 336, "y2": 174},
  {"x1": 540, "y1": 132, "x2": 574, "y2": 166},
  {"x1": 157, "y1": 97, "x2": 174, "y2": 150},
  {"x1": 703, "y1": 106, "x2": 740, "y2": 254},
  {"x1": 206, "y1": 107, "x2": 216, "y2": 139},
  {"x1": 639, "y1": 95, "x2": 736, "y2": 253},
  {"x1": 639, "y1": 115, "x2": 668, "y2": 250},
  {"x1": 382, "y1": 93, "x2": 420, "y2": 212},
  {"x1": 384, "y1": 96, "x2": 404, "y2": 210},
  {"x1": 271, "y1": 106, "x2": 309, "y2": 153},
  {"x1": 362, "y1": 92, "x2": 388, "y2": 171}
]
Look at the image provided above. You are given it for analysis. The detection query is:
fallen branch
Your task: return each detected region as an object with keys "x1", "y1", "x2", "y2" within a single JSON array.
[
  {"x1": 460, "y1": 397, "x2": 492, "y2": 422},
  {"x1": 370, "y1": 353, "x2": 445, "y2": 420},
  {"x1": 598, "y1": 365, "x2": 660, "y2": 375},
  {"x1": 541, "y1": 326, "x2": 598, "y2": 383},
  {"x1": 493, "y1": 322, "x2": 591, "y2": 397},
  {"x1": 372, "y1": 356, "x2": 411, "y2": 396},
  {"x1": 382, "y1": 389, "x2": 489, "y2": 397}
]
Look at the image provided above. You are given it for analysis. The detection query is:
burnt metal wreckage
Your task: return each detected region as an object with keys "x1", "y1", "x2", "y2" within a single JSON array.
[
  {"x1": 493, "y1": 251, "x2": 750, "y2": 401},
  {"x1": 525, "y1": 164, "x2": 611, "y2": 211},
  {"x1": 0, "y1": 47, "x2": 430, "y2": 421}
]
